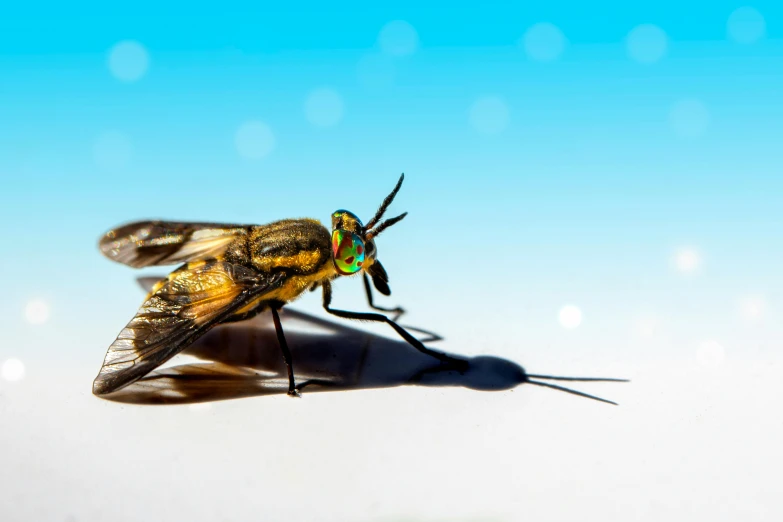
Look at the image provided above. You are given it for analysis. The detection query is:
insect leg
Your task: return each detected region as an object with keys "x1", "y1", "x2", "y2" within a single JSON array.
[
  {"x1": 270, "y1": 306, "x2": 299, "y2": 397},
  {"x1": 362, "y1": 273, "x2": 404, "y2": 318},
  {"x1": 295, "y1": 332, "x2": 373, "y2": 393},
  {"x1": 362, "y1": 274, "x2": 443, "y2": 343},
  {"x1": 322, "y1": 281, "x2": 465, "y2": 369}
]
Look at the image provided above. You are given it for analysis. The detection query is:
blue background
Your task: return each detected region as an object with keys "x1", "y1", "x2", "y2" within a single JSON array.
[{"x1": 0, "y1": 2, "x2": 780, "y2": 370}]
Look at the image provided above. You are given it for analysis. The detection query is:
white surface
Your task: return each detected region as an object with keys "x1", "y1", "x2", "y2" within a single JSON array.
[{"x1": 1, "y1": 302, "x2": 780, "y2": 522}]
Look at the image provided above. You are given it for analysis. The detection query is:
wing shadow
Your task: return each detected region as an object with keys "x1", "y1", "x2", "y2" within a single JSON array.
[{"x1": 100, "y1": 307, "x2": 624, "y2": 406}]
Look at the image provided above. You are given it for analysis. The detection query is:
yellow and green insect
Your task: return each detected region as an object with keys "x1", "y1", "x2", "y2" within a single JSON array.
[
  {"x1": 95, "y1": 174, "x2": 627, "y2": 404},
  {"x1": 93, "y1": 174, "x2": 464, "y2": 396}
]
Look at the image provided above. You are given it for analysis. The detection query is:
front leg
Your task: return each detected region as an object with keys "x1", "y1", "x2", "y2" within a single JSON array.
[
  {"x1": 362, "y1": 274, "x2": 443, "y2": 343},
  {"x1": 362, "y1": 273, "x2": 405, "y2": 320},
  {"x1": 270, "y1": 306, "x2": 299, "y2": 397},
  {"x1": 322, "y1": 281, "x2": 465, "y2": 369}
]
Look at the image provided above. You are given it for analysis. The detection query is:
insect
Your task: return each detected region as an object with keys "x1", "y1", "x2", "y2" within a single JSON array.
[{"x1": 93, "y1": 174, "x2": 464, "y2": 396}]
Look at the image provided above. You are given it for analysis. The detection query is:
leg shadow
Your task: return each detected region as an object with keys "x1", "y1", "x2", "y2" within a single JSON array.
[{"x1": 100, "y1": 307, "x2": 626, "y2": 406}]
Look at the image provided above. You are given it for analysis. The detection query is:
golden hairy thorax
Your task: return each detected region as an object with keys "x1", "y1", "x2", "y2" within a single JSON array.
[
  {"x1": 248, "y1": 219, "x2": 332, "y2": 272},
  {"x1": 146, "y1": 218, "x2": 337, "y2": 315},
  {"x1": 237, "y1": 218, "x2": 337, "y2": 311},
  {"x1": 238, "y1": 262, "x2": 336, "y2": 314}
]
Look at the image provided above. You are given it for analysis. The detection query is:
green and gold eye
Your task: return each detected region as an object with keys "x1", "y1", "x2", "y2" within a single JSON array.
[
  {"x1": 332, "y1": 210, "x2": 363, "y2": 234},
  {"x1": 332, "y1": 229, "x2": 366, "y2": 275}
]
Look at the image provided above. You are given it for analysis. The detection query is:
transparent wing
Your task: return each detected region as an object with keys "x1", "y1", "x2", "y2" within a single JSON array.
[
  {"x1": 99, "y1": 221, "x2": 248, "y2": 268},
  {"x1": 93, "y1": 260, "x2": 284, "y2": 395}
]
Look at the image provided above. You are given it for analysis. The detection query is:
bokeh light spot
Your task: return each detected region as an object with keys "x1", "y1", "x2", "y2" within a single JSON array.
[
  {"x1": 739, "y1": 295, "x2": 766, "y2": 322},
  {"x1": 235, "y1": 121, "x2": 276, "y2": 159},
  {"x1": 558, "y1": 305, "x2": 582, "y2": 329},
  {"x1": 2, "y1": 358, "x2": 26, "y2": 382},
  {"x1": 108, "y1": 40, "x2": 149, "y2": 82},
  {"x1": 626, "y1": 24, "x2": 668, "y2": 64},
  {"x1": 522, "y1": 23, "x2": 566, "y2": 62},
  {"x1": 378, "y1": 20, "x2": 419, "y2": 57},
  {"x1": 25, "y1": 299, "x2": 50, "y2": 325},
  {"x1": 469, "y1": 96, "x2": 510, "y2": 134},
  {"x1": 727, "y1": 7, "x2": 766, "y2": 44},
  {"x1": 673, "y1": 247, "x2": 702, "y2": 273},
  {"x1": 304, "y1": 88, "x2": 344, "y2": 127}
]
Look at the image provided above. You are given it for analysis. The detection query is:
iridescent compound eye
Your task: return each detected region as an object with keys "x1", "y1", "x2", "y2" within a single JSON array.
[
  {"x1": 331, "y1": 210, "x2": 363, "y2": 233},
  {"x1": 332, "y1": 229, "x2": 366, "y2": 275}
]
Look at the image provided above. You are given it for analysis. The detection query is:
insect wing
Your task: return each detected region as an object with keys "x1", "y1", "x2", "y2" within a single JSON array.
[
  {"x1": 93, "y1": 260, "x2": 284, "y2": 395},
  {"x1": 99, "y1": 221, "x2": 248, "y2": 268}
]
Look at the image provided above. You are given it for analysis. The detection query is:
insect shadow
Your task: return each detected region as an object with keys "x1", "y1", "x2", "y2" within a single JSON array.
[{"x1": 101, "y1": 281, "x2": 625, "y2": 406}]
